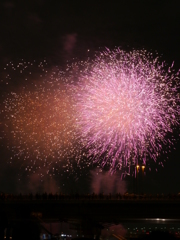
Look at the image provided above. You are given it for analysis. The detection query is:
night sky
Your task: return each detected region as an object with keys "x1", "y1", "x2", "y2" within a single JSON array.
[{"x1": 0, "y1": 0, "x2": 180, "y2": 195}]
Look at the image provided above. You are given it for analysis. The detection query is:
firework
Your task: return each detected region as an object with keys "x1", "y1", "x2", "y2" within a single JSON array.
[
  {"x1": 1, "y1": 49, "x2": 180, "y2": 177},
  {"x1": 0, "y1": 60, "x2": 83, "y2": 177},
  {"x1": 73, "y1": 48, "x2": 180, "y2": 172}
]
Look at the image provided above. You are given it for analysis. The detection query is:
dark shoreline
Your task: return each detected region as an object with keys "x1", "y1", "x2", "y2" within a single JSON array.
[{"x1": 1, "y1": 198, "x2": 180, "y2": 222}]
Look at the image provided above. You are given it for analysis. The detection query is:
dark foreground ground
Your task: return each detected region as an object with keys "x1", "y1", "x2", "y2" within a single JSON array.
[{"x1": 0, "y1": 197, "x2": 180, "y2": 240}]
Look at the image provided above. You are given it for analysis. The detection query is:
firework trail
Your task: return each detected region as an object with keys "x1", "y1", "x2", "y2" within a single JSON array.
[{"x1": 73, "y1": 48, "x2": 180, "y2": 172}]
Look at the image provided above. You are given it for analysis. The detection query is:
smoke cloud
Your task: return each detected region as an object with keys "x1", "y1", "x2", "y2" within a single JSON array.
[
  {"x1": 63, "y1": 33, "x2": 77, "y2": 54},
  {"x1": 90, "y1": 169, "x2": 127, "y2": 195}
]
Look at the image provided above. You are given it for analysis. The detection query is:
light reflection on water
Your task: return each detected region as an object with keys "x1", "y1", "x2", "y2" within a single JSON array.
[{"x1": 38, "y1": 218, "x2": 180, "y2": 240}]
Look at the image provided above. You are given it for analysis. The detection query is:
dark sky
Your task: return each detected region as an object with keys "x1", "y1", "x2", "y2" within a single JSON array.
[
  {"x1": 0, "y1": 1, "x2": 180, "y2": 63},
  {"x1": 0, "y1": 0, "x2": 180, "y2": 194}
]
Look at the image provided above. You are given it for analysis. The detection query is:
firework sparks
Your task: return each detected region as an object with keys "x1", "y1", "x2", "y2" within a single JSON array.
[
  {"x1": 0, "y1": 60, "x2": 82, "y2": 177},
  {"x1": 73, "y1": 48, "x2": 180, "y2": 172},
  {"x1": 1, "y1": 49, "x2": 180, "y2": 177}
]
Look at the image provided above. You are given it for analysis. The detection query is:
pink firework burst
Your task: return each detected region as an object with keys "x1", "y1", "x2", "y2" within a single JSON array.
[{"x1": 73, "y1": 48, "x2": 180, "y2": 172}]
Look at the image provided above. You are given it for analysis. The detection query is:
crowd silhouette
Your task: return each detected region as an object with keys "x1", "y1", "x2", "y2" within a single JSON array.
[{"x1": 0, "y1": 192, "x2": 180, "y2": 201}]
